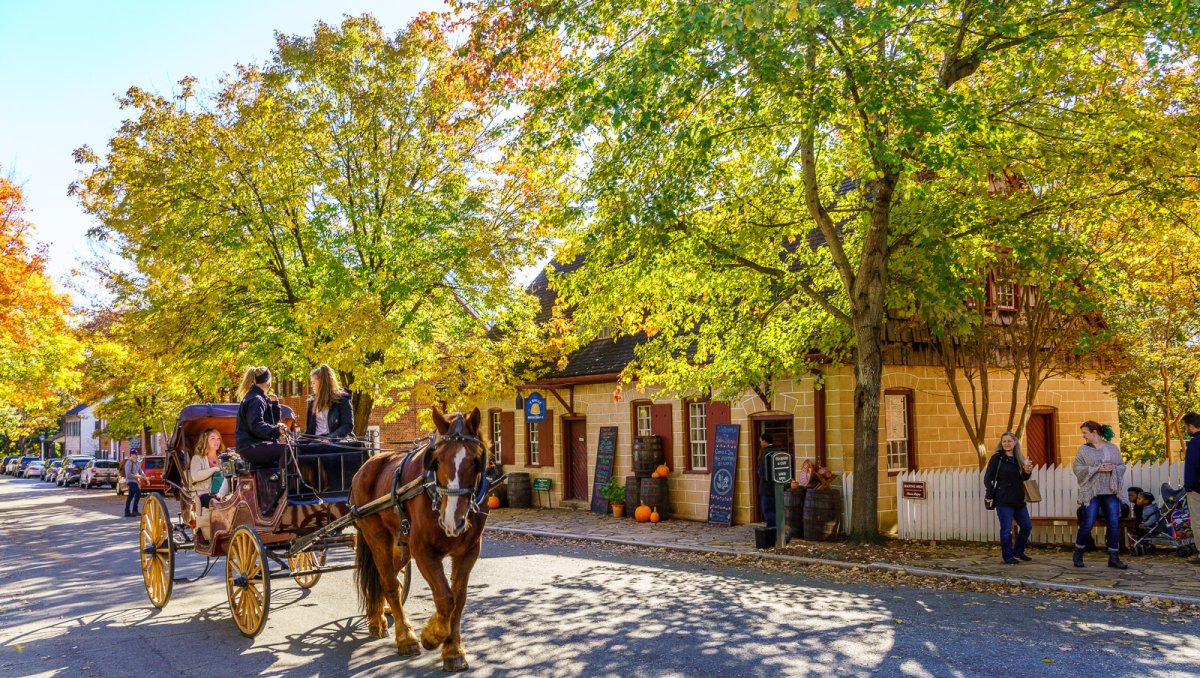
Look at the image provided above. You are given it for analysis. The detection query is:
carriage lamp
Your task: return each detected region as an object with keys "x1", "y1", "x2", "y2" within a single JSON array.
[{"x1": 515, "y1": 393, "x2": 524, "y2": 410}]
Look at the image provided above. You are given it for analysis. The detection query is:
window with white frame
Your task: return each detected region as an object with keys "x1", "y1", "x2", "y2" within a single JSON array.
[
  {"x1": 994, "y1": 276, "x2": 1017, "y2": 310},
  {"x1": 491, "y1": 412, "x2": 503, "y2": 460},
  {"x1": 528, "y1": 422, "x2": 540, "y2": 465},
  {"x1": 885, "y1": 393, "x2": 912, "y2": 471},
  {"x1": 688, "y1": 402, "x2": 708, "y2": 470},
  {"x1": 635, "y1": 404, "x2": 652, "y2": 437}
]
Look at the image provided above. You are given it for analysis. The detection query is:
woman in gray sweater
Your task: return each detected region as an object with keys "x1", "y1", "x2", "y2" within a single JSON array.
[{"x1": 1072, "y1": 420, "x2": 1128, "y2": 570}]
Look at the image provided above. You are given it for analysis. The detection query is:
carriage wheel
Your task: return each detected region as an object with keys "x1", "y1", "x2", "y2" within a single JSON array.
[
  {"x1": 226, "y1": 526, "x2": 271, "y2": 638},
  {"x1": 139, "y1": 493, "x2": 175, "y2": 609},
  {"x1": 288, "y1": 549, "x2": 326, "y2": 589}
]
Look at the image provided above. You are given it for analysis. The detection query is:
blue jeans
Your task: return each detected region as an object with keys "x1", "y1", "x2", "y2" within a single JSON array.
[
  {"x1": 1077, "y1": 494, "x2": 1121, "y2": 552},
  {"x1": 996, "y1": 504, "x2": 1032, "y2": 560},
  {"x1": 125, "y1": 481, "x2": 142, "y2": 515}
]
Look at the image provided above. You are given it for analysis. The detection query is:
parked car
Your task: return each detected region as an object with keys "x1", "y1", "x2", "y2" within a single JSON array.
[
  {"x1": 14, "y1": 456, "x2": 40, "y2": 477},
  {"x1": 116, "y1": 455, "x2": 168, "y2": 495},
  {"x1": 57, "y1": 456, "x2": 93, "y2": 487},
  {"x1": 22, "y1": 460, "x2": 45, "y2": 479},
  {"x1": 0, "y1": 456, "x2": 17, "y2": 474},
  {"x1": 80, "y1": 459, "x2": 120, "y2": 489},
  {"x1": 41, "y1": 459, "x2": 63, "y2": 481}
]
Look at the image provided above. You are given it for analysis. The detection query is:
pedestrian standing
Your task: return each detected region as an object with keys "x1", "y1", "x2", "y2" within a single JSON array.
[
  {"x1": 758, "y1": 433, "x2": 780, "y2": 530},
  {"x1": 123, "y1": 449, "x2": 146, "y2": 517},
  {"x1": 1182, "y1": 412, "x2": 1200, "y2": 566},
  {"x1": 1072, "y1": 421, "x2": 1129, "y2": 569},
  {"x1": 984, "y1": 432, "x2": 1034, "y2": 564}
]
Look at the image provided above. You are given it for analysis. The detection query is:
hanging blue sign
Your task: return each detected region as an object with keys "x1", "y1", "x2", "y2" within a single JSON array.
[{"x1": 524, "y1": 392, "x2": 547, "y2": 423}]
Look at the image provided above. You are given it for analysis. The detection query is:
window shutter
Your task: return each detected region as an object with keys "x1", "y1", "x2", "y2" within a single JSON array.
[
  {"x1": 538, "y1": 411, "x2": 554, "y2": 467},
  {"x1": 705, "y1": 401, "x2": 731, "y2": 470},
  {"x1": 501, "y1": 411, "x2": 516, "y2": 466},
  {"x1": 650, "y1": 403, "x2": 673, "y2": 469}
]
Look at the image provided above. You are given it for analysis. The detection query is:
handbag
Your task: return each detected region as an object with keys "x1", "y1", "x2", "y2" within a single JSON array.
[{"x1": 1017, "y1": 452, "x2": 1042, "y2": 503}]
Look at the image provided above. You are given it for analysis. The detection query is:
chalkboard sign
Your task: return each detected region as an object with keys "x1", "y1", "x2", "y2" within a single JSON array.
[
  {"x1": 707, "y1": 423, "x2": 740, "y2": 526},
  {"x1": 590, "y1": 426, "x2": 618, "y2": 514}
]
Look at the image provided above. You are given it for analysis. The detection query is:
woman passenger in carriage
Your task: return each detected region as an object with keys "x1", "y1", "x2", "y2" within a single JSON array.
[
  {"x1": 234, "y1": 366, "x2": 289, "y2": 465},
  {"x1": 305, "y1": 364, "x2": 353, "y2": 440},
  {"x1": 190, "y1": 428, "x2": 226, "y2": 507}
]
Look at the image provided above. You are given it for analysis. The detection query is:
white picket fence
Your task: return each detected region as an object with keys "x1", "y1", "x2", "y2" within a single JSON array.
[{"x1": 896, "y1": 461, "x2": 1183, "y2": 545}]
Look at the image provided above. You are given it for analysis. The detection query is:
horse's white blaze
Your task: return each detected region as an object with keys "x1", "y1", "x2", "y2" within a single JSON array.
[{"x1": 440, "y1": 445, "x2": 468, "y2": 535}]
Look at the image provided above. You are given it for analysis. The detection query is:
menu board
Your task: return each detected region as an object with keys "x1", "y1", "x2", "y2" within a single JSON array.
[
  {"x1": 707, "y1": 424, "x2": 740, "y2": 526},
  {"x1": 590, "y1": 426, "x2": 618, "y2": 514}
]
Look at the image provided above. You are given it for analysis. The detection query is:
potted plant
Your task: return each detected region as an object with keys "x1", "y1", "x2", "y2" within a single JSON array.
[{"x1": 600, "y1": 478, "x2": 626, "y2": 517}]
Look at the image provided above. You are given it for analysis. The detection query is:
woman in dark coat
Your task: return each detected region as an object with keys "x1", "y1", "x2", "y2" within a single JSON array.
[
  {"x1": 305, "y1": 364, "x2": 353, "y2": 439},
  {"x1": 234, "y1": 366, "x2": 288, "y2": 465},
  {"x1": 984, "y1": 432, "x2": 1034, "y2": 564}
]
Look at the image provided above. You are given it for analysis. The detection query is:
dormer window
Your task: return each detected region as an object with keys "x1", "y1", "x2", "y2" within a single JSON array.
[{"x1": 597, "y1": 325, "x2": 611, "y2": 340}]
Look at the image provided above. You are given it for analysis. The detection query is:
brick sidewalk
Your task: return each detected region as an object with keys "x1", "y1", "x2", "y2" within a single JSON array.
[{"x1": 485, "y1": 507, "x2": 1200, "y2": 604}]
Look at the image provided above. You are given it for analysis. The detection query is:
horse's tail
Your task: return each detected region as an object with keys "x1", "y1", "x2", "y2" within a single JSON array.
[{"x1": 354, "y1": 531, "x2": 384, "y2": 615}]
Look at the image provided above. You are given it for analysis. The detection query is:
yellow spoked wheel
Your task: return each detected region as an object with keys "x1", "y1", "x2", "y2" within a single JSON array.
[
  {"x1": 288, "y1": 549, "x2": 326, "y2": 589},
  {"x1": 226, "y1": 526, "x2": 271, "y2": 638},
  {"x1": 139, "y1": 493, "x2": 174, "y2": 609}
]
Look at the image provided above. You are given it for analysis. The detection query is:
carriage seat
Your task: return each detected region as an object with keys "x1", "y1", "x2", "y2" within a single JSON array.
[{"x1": 287, "y1": 441, "x2": 367, "y2": 504}]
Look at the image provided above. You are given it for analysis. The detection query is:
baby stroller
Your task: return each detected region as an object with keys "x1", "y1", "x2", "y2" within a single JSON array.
[{"x1": 1129, "y1": 484, "x2": 1197, "y2": 557}]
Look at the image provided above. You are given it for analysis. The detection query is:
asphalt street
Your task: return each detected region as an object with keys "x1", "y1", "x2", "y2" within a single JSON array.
[{"x1": 1, "y1": 474, "x2": 1198, "y2": 677}]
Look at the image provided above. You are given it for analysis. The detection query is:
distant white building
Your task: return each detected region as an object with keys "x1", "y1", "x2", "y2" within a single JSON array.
[{"x1": 63, "y1": 403, "x2": 100, "y2": 457}]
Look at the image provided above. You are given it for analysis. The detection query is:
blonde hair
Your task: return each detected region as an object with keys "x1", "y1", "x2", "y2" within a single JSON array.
[
  {"x1": 236, "y1": 366, "x2": 271, "y2": 400},
  {"x1": 193, "y1": 428, "x2": 226, "y2": 458},
  {"x1": 310, "y1": 364, "x2": 345, "y2": 412}
]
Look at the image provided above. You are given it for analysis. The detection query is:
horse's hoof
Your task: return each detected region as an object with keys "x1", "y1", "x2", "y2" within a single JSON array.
[
  {"x1": 442, "y1": 657, "x2": 469, "y2": 672},
  {"x1": 396, "y1": 639, "x2": 422, "y2": 657},
  {"x1": 421, "y1": 634, "x2": 440, "y2": 651},
  {"x1": 369, "y1": 624, "x2": 388, "y2": 638}
]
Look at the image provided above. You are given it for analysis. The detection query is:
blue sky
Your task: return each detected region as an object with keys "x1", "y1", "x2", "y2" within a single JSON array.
[{"x1": 0, "y1": 0, "x2": 438, "y2": 287}]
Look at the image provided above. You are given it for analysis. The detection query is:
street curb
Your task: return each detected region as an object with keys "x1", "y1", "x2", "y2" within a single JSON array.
[{"x1": 486, "y1": 526, "x2": 1200, "y2": 607}]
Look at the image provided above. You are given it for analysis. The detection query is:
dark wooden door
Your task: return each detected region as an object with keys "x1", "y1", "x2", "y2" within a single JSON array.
[
  {"x1": 1025, "y1": 411, "x2": 1056, "y2": 466},
  {"x1": 751, "y1": 417, "x2": 795, "y2": 523},
  {"x1": 565, "y1": 419, "x2": 588, "y2": 500}
]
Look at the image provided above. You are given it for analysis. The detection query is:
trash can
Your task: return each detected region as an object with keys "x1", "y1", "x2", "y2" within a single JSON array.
[{"x1": 754, "y1": 526, "x2": 775, "y2": 549}]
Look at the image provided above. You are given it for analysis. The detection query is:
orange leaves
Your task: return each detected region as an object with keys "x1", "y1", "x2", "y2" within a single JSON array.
[{"x1": 0, "y1": 178, "x2": 71, "y2": 350}]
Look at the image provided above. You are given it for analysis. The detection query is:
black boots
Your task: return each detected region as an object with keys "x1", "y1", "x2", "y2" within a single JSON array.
[
  {"x1": 1073, "y1": 548, "x2": 1085, "y2": 567},
  {"x1": 1108, "y1": 551, "x2": 1129, "y2": 570}
]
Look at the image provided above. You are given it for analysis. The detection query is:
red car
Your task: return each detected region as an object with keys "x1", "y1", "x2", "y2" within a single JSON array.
[{"x1": 116, "y1": 455, "x2": 169, "y2": 495}]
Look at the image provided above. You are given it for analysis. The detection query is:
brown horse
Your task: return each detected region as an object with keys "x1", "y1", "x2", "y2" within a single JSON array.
[{"x1": 351, "y1": 407, "x2": 490, "y2": 672}]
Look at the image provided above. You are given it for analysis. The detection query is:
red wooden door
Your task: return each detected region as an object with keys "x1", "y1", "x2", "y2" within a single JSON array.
[
  {"x1": 1025, "y1": 412, "x2": 1056, "y2": 466},
  {"x1": 650, "y1": 404, "x2": 673, "y2": 468},
  {"x1": 565, "y1": 419, "x2": 588, "y2": 500}
]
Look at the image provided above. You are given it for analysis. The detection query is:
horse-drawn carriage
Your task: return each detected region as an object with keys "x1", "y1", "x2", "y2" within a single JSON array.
[{"x1": 139, "y1": 403, "x2": 495, "y2": 671}]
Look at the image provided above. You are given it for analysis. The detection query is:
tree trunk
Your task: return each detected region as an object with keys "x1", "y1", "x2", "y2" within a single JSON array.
[
  {"x1": 350, "y1": 390, "x2": 374, "y2": 438},
  {"x1": 850, "y1": 317, "x2": 885, "y2": 543},
  {"x1": 847, "y1": 177, "x2": 893, "y2": 544}
]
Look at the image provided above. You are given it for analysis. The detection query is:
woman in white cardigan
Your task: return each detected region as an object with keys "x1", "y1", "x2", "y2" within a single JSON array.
[{"x1": 190, "y1": 429, "x2": 226, "y2": 508}]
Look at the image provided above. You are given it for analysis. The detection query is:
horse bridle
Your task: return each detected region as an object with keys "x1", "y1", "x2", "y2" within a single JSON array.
[{"x1": 423, "y1": 416, "x2": 490, "y2": 515}]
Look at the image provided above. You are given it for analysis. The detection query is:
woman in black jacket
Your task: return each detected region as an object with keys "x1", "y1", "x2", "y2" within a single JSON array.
[
  {"x1": 984, "y1": 432, "x2": 1034, "y2": 564},
  {"x1": 305, "y1": 364, "x2": 354, "y2": 439},
  {"x1": 234, "y1": 366, "x2": 288, "y2": 465}
]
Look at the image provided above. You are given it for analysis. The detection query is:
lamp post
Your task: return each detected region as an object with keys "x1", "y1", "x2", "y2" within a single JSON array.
[{"x1": 39, "y1": 434, "x2": 46, "y2": 462}]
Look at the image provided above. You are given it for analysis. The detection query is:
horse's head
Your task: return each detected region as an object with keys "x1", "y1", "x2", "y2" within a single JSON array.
[{"x1": 426, "y1": 407, "x2": 486, "y2": 538}]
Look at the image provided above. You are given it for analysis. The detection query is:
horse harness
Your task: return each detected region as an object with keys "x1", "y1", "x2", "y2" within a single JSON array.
[{"x1": 390, "y1": 418, "x2": 492, "y2": 540}]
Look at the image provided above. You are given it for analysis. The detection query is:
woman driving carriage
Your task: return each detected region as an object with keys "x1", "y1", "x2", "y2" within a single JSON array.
[
  {"x1": 305, "y1": 364, "x2": 353, "y2": 440},
  {"x1": 234, "y1": 366, "x2": 290, "y2": 465}
]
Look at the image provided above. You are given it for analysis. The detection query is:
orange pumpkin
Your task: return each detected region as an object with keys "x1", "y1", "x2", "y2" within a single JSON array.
[
  {"x1": 487, "y1": 495, "x2": 501, "y2": 509},
  {"x1": 634, "y1": 504, "x2": 652, "y2": 523},
  {"x1": 650, "y1": 507, "x2": 661, "y2": 523},
  {"x1": 655, "y1": 464, "x2": 670, "y2": 477}
]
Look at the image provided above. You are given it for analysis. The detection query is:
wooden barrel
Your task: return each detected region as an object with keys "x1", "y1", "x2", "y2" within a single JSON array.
[
  {"x1": 802, "y1": 489, "x2": 842, "y2": 541},
  {"x1": 624, "y1": 475, "x2": 640, "y2": 517},
  {"x1": 639, "y1": 477, "x2": 670, "y2": 520},
  {"x1": 632, "y1": 436, "x2": 663, "y2": 478},
  {"x1": 507, "y1": 472, "x2": 532, "y2": 509},
  {"x1": 784, "y1": 487, "x2": 807, "y2": 540},
  {"x1": 491, "y1": 484, "x2": 509, "y2": 508}
]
